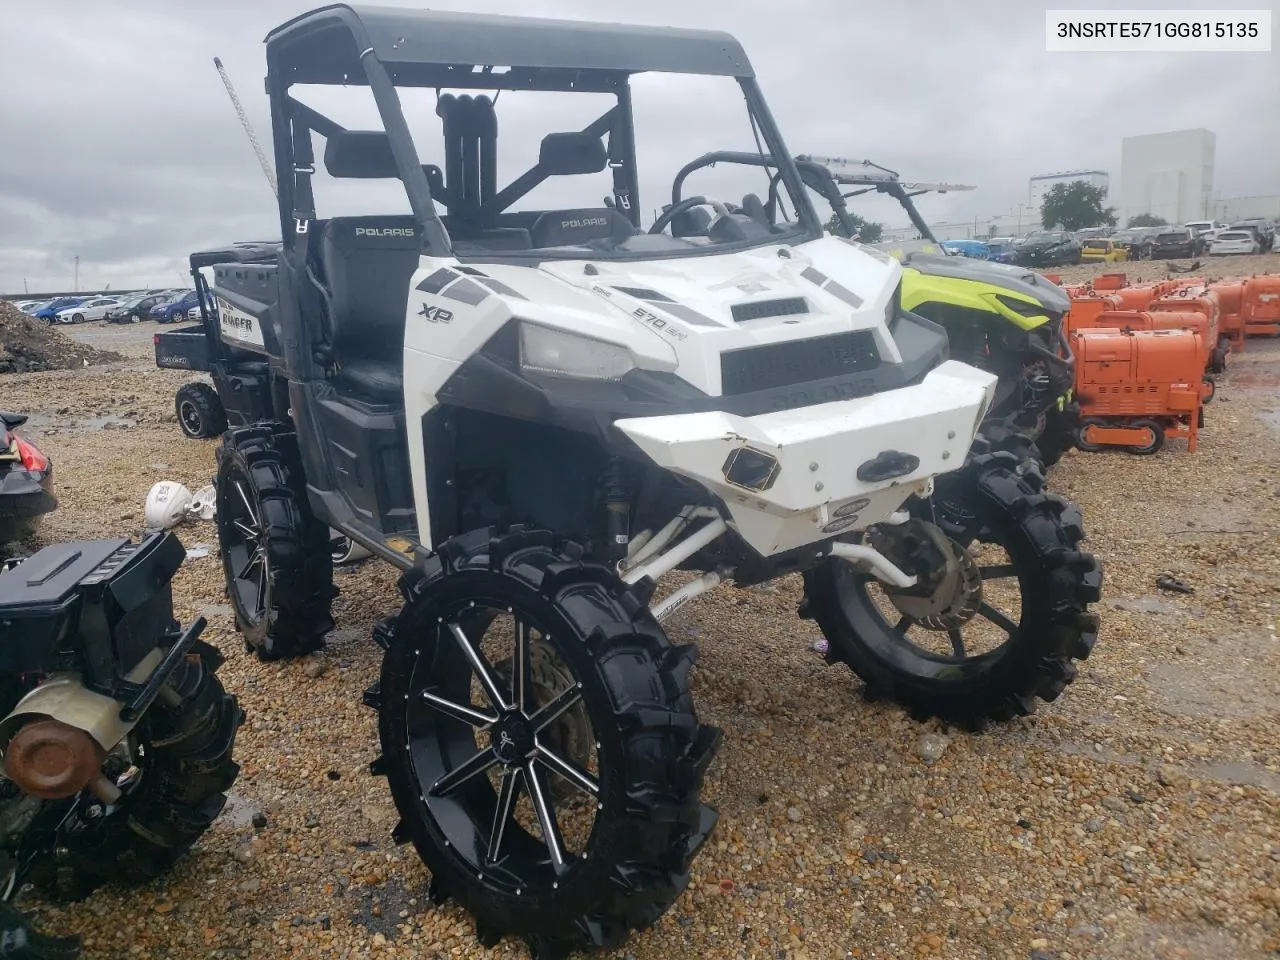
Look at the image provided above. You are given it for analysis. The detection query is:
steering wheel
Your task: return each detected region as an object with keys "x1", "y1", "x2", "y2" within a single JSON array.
[{"x1": 649, "y1": 196, "x2": 708, "y2": 235}]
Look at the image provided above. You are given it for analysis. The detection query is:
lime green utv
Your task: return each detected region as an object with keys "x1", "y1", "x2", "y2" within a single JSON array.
[{"x1": 789, "y1": 156, "x2": 1079, "y2": 468}]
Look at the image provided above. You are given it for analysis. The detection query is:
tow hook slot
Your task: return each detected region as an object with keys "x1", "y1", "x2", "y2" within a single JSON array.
[{"x1": 857, "y1": 450, "x2": 919, "y2": 483}]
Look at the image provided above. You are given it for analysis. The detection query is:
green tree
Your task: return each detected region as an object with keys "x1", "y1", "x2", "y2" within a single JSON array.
[
  {"x1": 1126, "y1": 212, "x2": 1168, "y2": 228},
  {"x1": 825, "y1": 211, "x2": 884, "y2": 244},
  {"x1": 1040, "y1": 181, "x2": 1117, "y2": 231}
]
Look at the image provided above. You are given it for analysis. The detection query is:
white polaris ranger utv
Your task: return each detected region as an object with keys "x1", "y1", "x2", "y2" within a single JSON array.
[{"x1": 211, "y1": 6, "x2": 1102, "y2": 956}]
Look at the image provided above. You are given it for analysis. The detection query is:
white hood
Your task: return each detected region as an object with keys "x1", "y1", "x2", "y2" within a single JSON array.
[{"x1": 468, "y1": 235, "x2": 904, "y2": 396}]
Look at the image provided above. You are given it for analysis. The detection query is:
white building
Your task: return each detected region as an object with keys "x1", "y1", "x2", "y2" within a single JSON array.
[
  {"x1": 1029, "y1": 170, "x2": 1109, "y2": 206},
  {"x1": 1212, "y1": 195, "x2": 1280, "y2": 223},
  {"x1": 1120, "y1": 129, "x2": 1215, "y2": 226}
]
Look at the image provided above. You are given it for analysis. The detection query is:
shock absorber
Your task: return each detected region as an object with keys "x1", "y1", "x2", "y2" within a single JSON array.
[{"x1": 600, "y1": 457, "x2": 632, "y2": 564}]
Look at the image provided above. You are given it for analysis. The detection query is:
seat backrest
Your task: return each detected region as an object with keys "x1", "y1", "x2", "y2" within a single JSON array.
[
  {"x1": 529, "y1": 208, "x2": 631, "y2": 248},
  {"x1": 319, "y1": 216, "x2": 423, "y2": 361}
]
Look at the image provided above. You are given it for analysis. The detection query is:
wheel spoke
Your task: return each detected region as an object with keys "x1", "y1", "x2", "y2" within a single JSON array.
[
  {"x1": 512, "y1": 619, "x2": 530, "y2": 712},
  {"x1": 530, "y1": 684, "x2": 584, "y2": 734},
  {"x1": 979, "y1": 564, "x2": 1018, "y2": 581},
  {"x1": 486, "y1": 767, "x2": 521, "y2": 863},
  {"x1": 236, "y1": 549, "x2": 262, "y2": 582},
  {"x1": 893, "y1": 615, "x2": 912, "y2": 636},
  {"x1": 524, "y1": 762, "x2": 568, "y2": 874},
  {"x1": 978, "y1": 602, "x2": 1019, "y2": 637},
  {"x1": 253, "y1": 561, "x2": 268, "y2": 614},
  {"x1": 445, "y1": 622, "x2": 508, "y2": 710},
  {"x1": 536, "y1": 744, "x2": 599, "y2": 798},
  {"x1": 420, "y1": 690, "x2": 498, "y2": 728},
  {"x1": 235, "y1": 481, "x2": 258, "y2": 528},
  {"x1": 948, "y1": 628, "x2": 966, "y2": 658},
  {"x1": 233, "y1": 519, "x2": 258, "y2": 540},
  {"x1": 429, "y1": 745, "x2": 499, "y2": 797}
]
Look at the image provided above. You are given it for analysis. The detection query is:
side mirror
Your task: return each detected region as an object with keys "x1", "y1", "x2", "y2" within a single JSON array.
[{"x1": 538, "y1": 132, "x2": 607, "y2": 176}]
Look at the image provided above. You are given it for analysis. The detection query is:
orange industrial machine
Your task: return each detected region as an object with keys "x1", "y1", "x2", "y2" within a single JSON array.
[
  {"x1": 1092, "y1": 273, "x2": 1128, "y2": 292},
  {"x1": 1072, "y1": 327, "x2": 1204, "y2": 455},
  {"x1": 1111, "y1": 283, "x2": 1169, "y2": 312},
  {"x1": 1242, "y1": 274, "x2": 1280, "y2": 336},
  {"x1": 1149, "y1": 287, "x2": 1226, "y2": 372},
  {"x1": 1094, "y1": 310, "x2": 1218, "y2": 401},
  {"x1": 1208, "y1": 279, "x2": 1248, "y2": 347},
  {"x1": 1065, "y1": 293, "x2": 1121, "y2": 333}
]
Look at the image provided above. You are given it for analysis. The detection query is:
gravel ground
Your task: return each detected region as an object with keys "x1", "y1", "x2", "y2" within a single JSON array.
[
  {"x1": 6, "y1": 306, "x2": 1280, "y2": 960},
  {"x1": 1050, "y1": 251, "x2": 1280, "y2": 287}
]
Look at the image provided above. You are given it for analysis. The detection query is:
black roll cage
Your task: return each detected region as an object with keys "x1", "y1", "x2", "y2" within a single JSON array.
[
  {"x1": 670, "y1": 151, "x2": 941, "y2": 246},
  {"x1": 263, "y1": 9, "x2": 823, "y2": 259}
]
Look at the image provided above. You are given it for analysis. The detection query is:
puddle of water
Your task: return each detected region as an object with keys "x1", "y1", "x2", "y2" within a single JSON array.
[
  {"x1": 1110, "y1": 595, "x2": 1183, "y2": 615},
  {"x1": 219, "y1": 790, "x2": 264, "y2": 828},
  {"x1": 1197, "y1": 760, "x2": 1280, "y2": 793},
  {"x1": 20, "y1": 410, "x2": 136, "y2": 432},
  {"x1": 1148, "y1": 627, "x2": 1280, "y2": 719},
  {"x1": 1094, "y1": 919, "x2": 1261, "y2": 960}
]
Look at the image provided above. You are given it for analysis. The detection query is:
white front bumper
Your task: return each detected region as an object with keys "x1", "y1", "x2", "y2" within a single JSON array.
[{"x1": 616, "y1": 360, "x2": 998, "y2": 557}]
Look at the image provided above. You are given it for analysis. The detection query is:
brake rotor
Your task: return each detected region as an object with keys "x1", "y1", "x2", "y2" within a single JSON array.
[
  {"x1": 881, "y1": 522, "x2": 983, "y2": 631},
  {"x1": 494, "y1": 641, "x2": 593, "y2": 801}
]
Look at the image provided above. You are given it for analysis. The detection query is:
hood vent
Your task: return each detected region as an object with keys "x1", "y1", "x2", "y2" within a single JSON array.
[
  {"x1": 730, "y1": 297, "x2": 809, "y2": 323},
  {"x1": 613, "y1": 286, "x2": 675, "y2": 302}
]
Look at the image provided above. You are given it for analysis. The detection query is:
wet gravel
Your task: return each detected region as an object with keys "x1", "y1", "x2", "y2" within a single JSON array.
[{"x1": 7, "y1": 306, "x2": 1280, "y2": 959}]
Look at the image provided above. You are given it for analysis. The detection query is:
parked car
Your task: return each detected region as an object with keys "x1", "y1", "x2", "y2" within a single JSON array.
[
  {"x1": 1012, "y1": 231, "x2": 1081, "y2": 266},
  {"x1": 32, "y1": 297, "x2": 88, "y2": 323},
  {"x1": 985, "y1": 238, "x2": 1019, "y2": 263},
  {"x1": 1079, "y1": 238, "x2": 1128, "y2": 263},
  {"x1": 1150, "y1": 227, "x2": 1202, "y2": 259},
  {"x1": 52, "y1": 296, "x2": 122, "y2": 324},
  {"x1": 150, "y1": 290, "x2": 202, "y2": 323},
  {"x1": 1111, "y1": 227, "x2": 1159, "y2": 260},
  {"x1": 1229, "y1": 219, "x2": 1275, "y2": 252},
  {"x1": 1185, "y1": 220, "x2": 1228, "y2": 244},
  {"x1": 1208, "y1": 229, "x2": 1262, "y2": 256},
  {"x1": 105, "y1": 292, "x2": 171, "y2": 324},
  {"x1": 1073, "y1": 227, "x2": 1112, "y2": 241},
  {"x1": 941, "y1": 239, "x2": 990, "y2": 259}
]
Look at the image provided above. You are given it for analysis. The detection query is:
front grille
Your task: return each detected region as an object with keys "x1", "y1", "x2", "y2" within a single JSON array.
[
  {"x1": 730, "y1": 297, "x2": 809, "y2": 323},
  {"x1": 720, "y1": 329, "x2": 880, "y2": 395}
]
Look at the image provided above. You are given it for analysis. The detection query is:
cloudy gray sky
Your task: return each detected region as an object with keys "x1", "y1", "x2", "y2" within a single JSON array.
[{"x1": 1, "y1": 0, "x2": 1276, "y2": 293}]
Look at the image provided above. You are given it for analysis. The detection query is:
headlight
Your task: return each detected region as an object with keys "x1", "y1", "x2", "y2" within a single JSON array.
[
  {"x1": 993, "y1": 293, "x2": 1050, "y2": 320},
  {"x1": 519, "y1": 323, "x2": 636, "y2": 381}
]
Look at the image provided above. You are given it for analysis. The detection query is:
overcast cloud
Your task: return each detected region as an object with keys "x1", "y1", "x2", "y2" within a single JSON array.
[{"x1": 1, "y1": 0, "x2": 1276, "y2": 292}]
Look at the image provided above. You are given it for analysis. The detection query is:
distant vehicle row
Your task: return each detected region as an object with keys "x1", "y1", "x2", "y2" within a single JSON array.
[
  {"x1": 939, "y1": 217, "x2": 1277, "y2": 264},
  {"x1": 11, "y1": 289, "x2": 214, "y2": 325}
]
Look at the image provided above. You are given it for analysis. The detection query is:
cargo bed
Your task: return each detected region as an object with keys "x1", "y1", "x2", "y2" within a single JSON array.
[{"x1": 154, "y1": 324, "x2": 212, "y2": 372}]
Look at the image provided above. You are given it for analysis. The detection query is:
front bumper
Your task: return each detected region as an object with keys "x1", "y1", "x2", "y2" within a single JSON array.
[{"x1": 616, "y1": 360, "x2": 998, "y2": 557}]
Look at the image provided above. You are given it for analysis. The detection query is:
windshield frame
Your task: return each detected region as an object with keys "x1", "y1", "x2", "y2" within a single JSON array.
[{"x1": 265, "y1": 19, "x2": 822, "y2": 263}]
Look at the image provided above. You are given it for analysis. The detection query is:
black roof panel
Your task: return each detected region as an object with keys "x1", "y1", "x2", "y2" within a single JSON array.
[{"x1": 265, "y1": 4, "x2": 754, "y2": 79}]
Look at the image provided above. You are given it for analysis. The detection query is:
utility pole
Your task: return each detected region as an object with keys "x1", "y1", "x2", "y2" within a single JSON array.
[{"x1": 73, "y1": 256, "x2": 79, "y2": 291}]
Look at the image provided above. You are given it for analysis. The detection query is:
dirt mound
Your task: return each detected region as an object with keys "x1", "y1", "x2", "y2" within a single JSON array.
[{"x1": 0, "y1": 301, "x2": 124, "y2": 373}]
